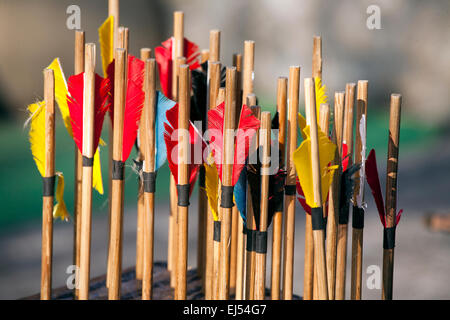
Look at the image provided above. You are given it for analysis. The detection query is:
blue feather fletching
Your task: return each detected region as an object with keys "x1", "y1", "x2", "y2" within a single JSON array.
[{"x1": 155, "y1": 91, "x2": 176, "y2": 170}]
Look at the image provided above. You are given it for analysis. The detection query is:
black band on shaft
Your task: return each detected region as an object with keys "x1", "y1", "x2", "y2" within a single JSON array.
[
  {"x1": 311, "y1": 207, "x2": 325, "y2": 230},
  {"x1": 339, "y1": 201, "x2": 350, "y2": 225},
  {"x1": 82, "y1": 156, "x2": 94, "y2": 167},
  {"x1": 255, "y1": 231, "x2": 268, "y2": 254},
  {"x1": 220, "y1": 185, "x2": 234, "y2": 208},
  {"x1": 177, "y1": 184, "x2": 190, "y2": 207},
  {"x1": 246, "y1": 229, "x2": 256, "y2": 252},
  {"x1": 352, "y1": 205, "x2": 365, "y2": 229},
  {"x1": 143, "y1": 172, "x2": 156, "y2": 193},
  {"x1": 42, "y1": 176, "x2": 55, "y2": 197},
  {"x1": 112, "y1": 160, "x2": 125, "y2": 180},
  {"x1": 199, "y1": 165, "x2": 205, "y2": 188},
  {"x1": 284, "y1": 184, "x2": 296, "y2": 196},
  {"x1": 383, "y1": 226, "x2": 396, "y2": 249},
  {"x1": 272, "y1": 196, "x2": 284, "y2": 213},
  {"x1": 213, "y1": 220, "x2": 221, "y2": 242}
]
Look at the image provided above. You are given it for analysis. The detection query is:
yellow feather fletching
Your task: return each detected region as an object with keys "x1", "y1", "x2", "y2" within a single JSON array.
[
  {"x1": 28, "y1": 101, "x2": 46, "y2": 177},
  {"x1": 204, "y1": 153, "x2": 219, "y2": 221},
  {"x1": 99, "y1": 16, "x2": 114, "y2": 77},
  {"x1": 47, "y1": 58, "x2": 104, "y2": 194},
  {"x1": 53, "y1": 172, "x2": 70, "y2": 221},
  {"x1": 315, "y1": 77, "x2": 328, "y2": 122},
  {"x1": 27, "y1": 103, "x2": 70, "y2": 220},
  {"x1": 293, "y1": 125, "x2": 337, "y2": 208},
  {"x1": 298, "y1": 112, "x2": 307, "y2": 141},
  {"x1": 47, "y1": 58, "x2": 72, "y2": 136},
  {"x1": 93, "y1": 147, "x2": 104, "y2": 194}
]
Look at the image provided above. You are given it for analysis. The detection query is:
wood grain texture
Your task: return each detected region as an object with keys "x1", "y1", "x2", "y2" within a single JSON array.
[
  {"x1": 41, "y1": 69, "x2": 55, "y2": 300},
  {"x1": 350, "y1": 80, "x2": 368, "y2": 300},
  {"x1": 218, "y1": 67, "x2": 237, "y2": 300},
  {"x1": 305, "y1": 78, "x2": 328, "y2": 300},
  {"x1": 325, "y1": 92, "x2": 345, "y2": 300},
  {"x1": 271, "y1": 77, "x2": 287, "y2": 300},
  {"x1": 282, "y1": 66, "x2": 299, "y2": 300},
  {"x1": 175, "y1": 64, "x2": 191, "y2": 300},
  {"x1": 382, "y1": 94, "x2": 401, "y2": 300},
  {"x1": 107, "y1": 48, "x2": 126, "y2": 300},
  {"x1": 136, "y1": 48, "x2": 152, "y2": 282},
  {"x1": 245, "y1": 102, "x2": 259, "y2": 300},
  {"x1": 73, "y1": 30, "x2": 84, "y2": 300},
  {"x1": 141, "y1": 58, "x2": 157, "y2": 300},
  {"x1": 254, "y1": 112, "x2": 271, "y2": 300},
  {"x1": 335, "y1": 83, "x2": 356, "y2": 300},
  {"x1": 78, "y1": 44, "x2": 96, "y2": 300},
  {"x1": 209, "y1": 30, "x2": 220, "y2": 62},
  {"x1": 205, "y1": 62, "x2": 221, "y2": 300}
]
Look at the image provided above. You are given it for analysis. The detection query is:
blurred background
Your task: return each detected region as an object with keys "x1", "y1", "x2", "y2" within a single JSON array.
[{"x1": 0, "y1": 0, "x2": 449, "y2": 299}]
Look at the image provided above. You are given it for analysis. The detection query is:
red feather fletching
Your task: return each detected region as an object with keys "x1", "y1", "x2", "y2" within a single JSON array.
[
  {"x1": 365, "y1": 149, "x2": 387, "y2": 227},
  {"x1": 342, "y1": 142, "x2": 349, "y2": 171},
  {"x1": 296, "y1": 177, "x2": 311, "y2": 214},
  {"x1": 207, "y1": 102, "x2": 260, "y2": 186},
  {"x1": 155, "y1": 37, "x2": 200, "y2": 99},
  {"x1": 107, "y1": 55, "x2": 145, "y2": 161},
  {"x1": 365, "y1": 148, "x2": 403, "y2": 227},
  {"x1": 164, "y1": 103, "x2": 206, "y2": 196},
  {"x1": 67, "y1": 72, "x2": 111, "y2": 155}
]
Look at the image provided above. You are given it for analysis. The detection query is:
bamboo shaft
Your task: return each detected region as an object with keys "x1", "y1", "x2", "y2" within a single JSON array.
[
  {"x1": 312, "y1": 36, "x2": 322, "y2": 79},
  {"x1": 229, "y1": 53, "x2": 242, "y2": 294},
  {"x1": 107, "y1": 23, "x2": 127, "y2": 290},
  {"x1": 41, "y1": 69, "x2": 55, "y2": 300},
  {"x1": 236, "y1": 43, "x2": 254, "y2": 300},
  {"x1": 325, "y1": 92, "x2": 345, "y2": 300},
  {"x1": 218, "y1": 67, "x2": 237, "y2": 300},
  {"x1": 350, "y1": 80, "x2": 368, "y2": 300},
  {"x1": 254, "y1": 112, "x2": 271, "y2": 300},
  {"x1": 168, "y1": 13, "x2": 184, "y2": 284},
  {"x1": 335, "y1": 83, "x2": 356, "y2": 300},
  {"x1": 282, "y1": 66, "x2": 300, "y2": 300},
  {"x1": 108, "y1": 0, "x2": 119, "y2": 49},
  {"x1": 198, "y1": 31, "x2": 218, "y2": 282},
  {"x1": 136, "y1": 49, "x2": 152, "y2": 282},
  {"x1": 73, "y1": 30, "x2": 84, "y2": 300},
  {"x1": 305, "y1": 78, "x2": 328, "y2": 300},
  {"x1": 209, "y1": 30, "x2": 220, "y2": 62},
  {"x1": 382, "y1": 94, "x2": 401, "y2": 300},
  {"x1": 78, "y1": 44, "x2": 96, "y2": 300},
  {"x1": 107, "y1": 48, "x2": 127, "y2": 300},
  {"x1": 170, "y1": 57, "x2": 186, "y2": 290},
  {"x1": 175, "y1": 64, "x2": 191, "y2": 300},
  {"x1": 198, "y1": 32, "x2": 219, "y2": 283},
  {"x1": 308, "y1": 37, "x2": 323, "y2": 300},
  {"x1": 205, "y1": 62, "x2": 221, "y2": 300},
  {"x1": 141, "y1": 58, "x2": 156, "y2": 300},
  {"x1": 201, "y1": 50, "x2": 209, "y2": 63},
  {"x1": 244, "y1": 100, "x2": 259, "y2": 300},
  {"x1": 212, "y1": 85, "x2": 225, "y2": 300},
  {"x1": 171, "y1": 11, "x2": 184, "y2": 100},
  {"x1": 271, "y1": 77, "x2": 287, "y2": 300},
  {"x1": 242, "y1": 41, "x2": 255, "y2": 106}
]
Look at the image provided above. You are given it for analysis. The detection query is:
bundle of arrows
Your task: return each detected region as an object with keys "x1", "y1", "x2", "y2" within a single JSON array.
[{"x1": 26, "y1": 3, "x2": 403, "y2": 301}]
